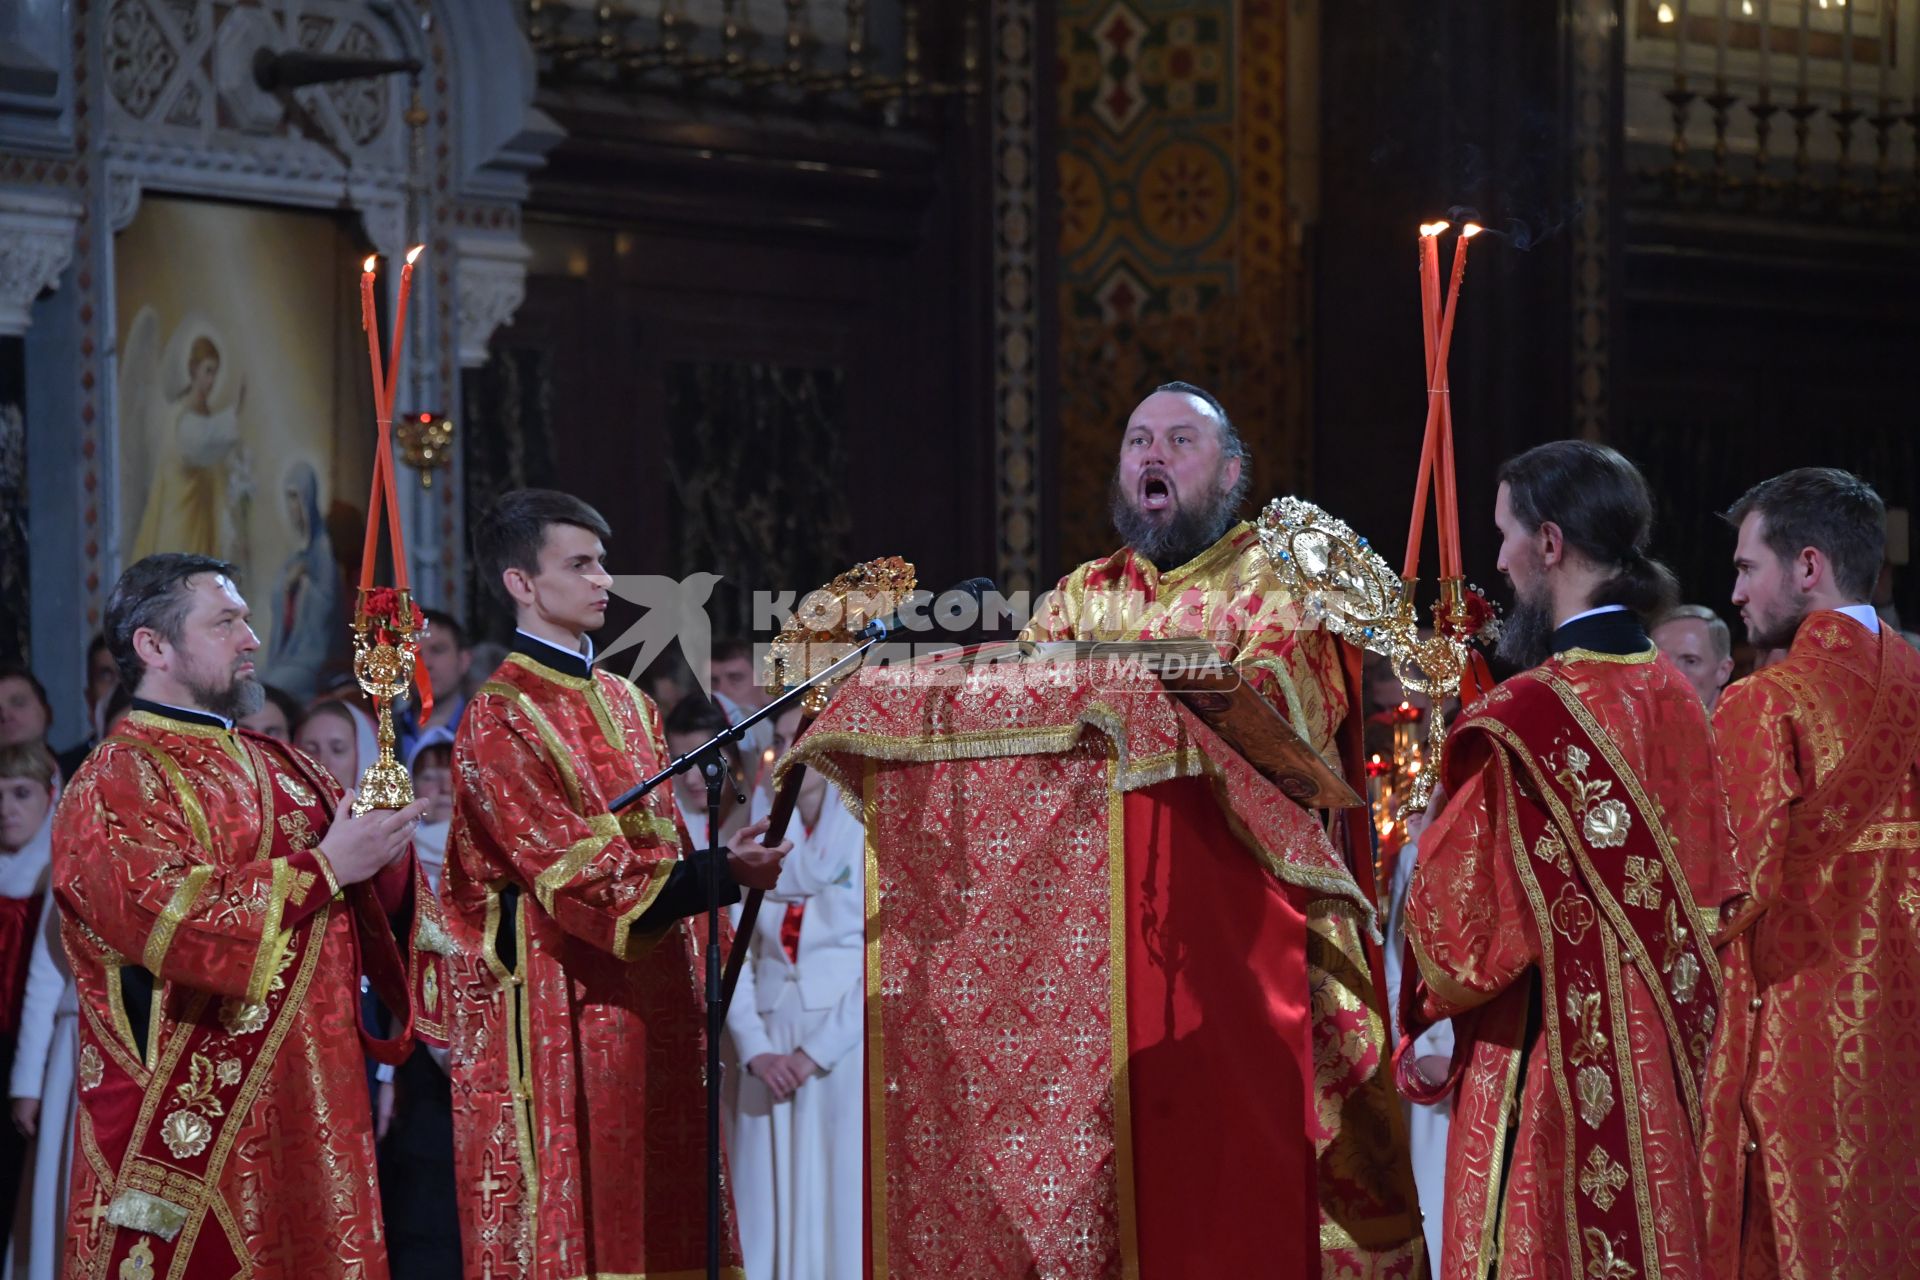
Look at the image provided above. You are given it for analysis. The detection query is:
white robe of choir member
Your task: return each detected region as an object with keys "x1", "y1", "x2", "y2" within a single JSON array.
[
  {"x1": 7, "y1": 897, "x2": 76, "y2": 1280},
  {"x1": 1384, "y1": 831, "x2": 1452, "y2": 1269},
  {"x1": 723, "y1": 784, "x2": 865, "y2": 1280}
]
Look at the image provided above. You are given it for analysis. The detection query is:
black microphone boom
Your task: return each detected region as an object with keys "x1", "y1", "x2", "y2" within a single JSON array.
[{"x1": 862, "y1": 576, "x2": 996, "y2": 640}]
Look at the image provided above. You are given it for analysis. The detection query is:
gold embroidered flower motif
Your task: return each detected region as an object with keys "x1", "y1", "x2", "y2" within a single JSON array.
[
  {"x1": 215, "y1": 1057, "x2": 243, "y2": 1088},
  {"x1": 274, "y1": 772, "x2": 316, "y2": 807},
  {"x1": 119, "y1": 1238, "x2": 156, "y2": 1280},
  {"x1": 1565, "y1": 987, "x2": 1609, "y2": 1067},
  {"x1": 174, "y1": 1054, "x2": 228, "y2": 1118},
  {"x1": 1584, "y1": 799, "x2": 1632, "y2": 849},
  {"x1": 78, "y1": 1043, "x2": 104, "y2": 1091},
  {"x1": 159, "y1": 1109, "x2": 213, "y2": 1160},
  {"x1": 1576, "y1": 1064, "x2": 1615, "y2": 1128},
  {"x1": 1582, "y1": 1226, "x2": 1636, "y2": 1279},
  {"x1": 219, "y1": 998, "x2": 269, "y2": 1037},
  {"x1": 1670, "y1": 953, "x2": 1701, "y2": 1004}
]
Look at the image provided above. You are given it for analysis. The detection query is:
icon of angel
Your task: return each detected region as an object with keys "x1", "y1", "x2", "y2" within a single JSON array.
[{"x1": 120, "y1": 307, "x2": 253, "y2": 565}]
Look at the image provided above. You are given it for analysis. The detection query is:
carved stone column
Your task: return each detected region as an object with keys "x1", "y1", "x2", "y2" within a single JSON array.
[
  {"x1": 0, "y1": 187, "x2": 80, "y2": 336},
  {"x1": 455, "y1": 232, "x2": 532, "y2": 369}
]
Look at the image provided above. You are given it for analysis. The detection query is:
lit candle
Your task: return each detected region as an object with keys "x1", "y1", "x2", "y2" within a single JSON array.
[
  {"x1": 1799, "y1": 0, "x2": 1812, "y2": 99},
  {"x1": 1405, "y1": 222, "x2": 1448, "y2": 579},
  {"x1": 1432, "y1": 223, "x2": 1482, "y2": 578},
  {"x1": 359, "y1": 255, "x2": 385, "y2": 592},
  {"x1": 382, "y1": 245, "x2": 424, "y2": 422},
  {"x1": 1717, "y1": 0, "x2": 1731, "y2": 80}
]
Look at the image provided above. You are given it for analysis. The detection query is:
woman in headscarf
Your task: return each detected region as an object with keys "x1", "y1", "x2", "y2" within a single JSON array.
[
  {"x1": 293, "y1": 699, "x2": 378, "y2": 796},
  {"x1": 263, "y1": 460, "x2": 344, "y2": 702}
]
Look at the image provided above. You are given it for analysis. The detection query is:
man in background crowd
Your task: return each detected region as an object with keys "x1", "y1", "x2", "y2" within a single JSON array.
[{"x1": 1652, "y1": 603, "x2": 1736, "y2": 711}]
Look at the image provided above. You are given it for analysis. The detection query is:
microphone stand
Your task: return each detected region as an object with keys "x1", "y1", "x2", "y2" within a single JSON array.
[{"x1": 605, "y1": 627, "x2": 888, "y2": 1280}]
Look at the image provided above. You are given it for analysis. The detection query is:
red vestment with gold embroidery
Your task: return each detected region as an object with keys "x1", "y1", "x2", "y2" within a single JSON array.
[
  {"x1": 52, "y1": 709, "x2": 444, "y2": 1280},
  {"x1": 1701, "y1": 612, "x2": 1920, "y2": 1279},
  {"x1": 1023, "y1": 524, "x2": 1425, "y2": 1279},
  {"x1": 443, "y1": 652, "x2": 740, "y2": 1280},
  {"x1": 1405, "y1": 648, "x2": 1733, "y2": 1280}
]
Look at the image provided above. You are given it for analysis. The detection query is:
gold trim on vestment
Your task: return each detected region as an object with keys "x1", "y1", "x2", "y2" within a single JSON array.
[
  {"x1": 482, "y1": 681, "x2": 588, "y2": 811},
  {"x1": 609, "y1": 857, "x2": 679, "y2": 960},
  {"x1": 1850, "y1": 820, "x2": 1920, "y2": 850},
  {"x1": 111, "y1": 739, "x2": 213, "y2": 851},
  {"x1": 242, "y1": 859, "x2": 297, "y2": 1007},
  {"x1": 1106, "y1": 745, "x2": 1141, "y2": 1278},
  {"x1": 533, "y1": 814, "x2": 620, "y2": 913},
  {"x1": 142, "y1": 866, "x2": 212, "y2": 977},
  {"x1": 123, "y1": 711, "x2": 232, "y2": 742},
  {"x1": 1557, "y1": 645, "x2": 1657, "y2": 666},
  {"x1": 502, "y1": 651, "x2": 596, "y2": 692},
  {"x1": 1500, "y1": 759, "x2": 1586, "y2": 1280}
]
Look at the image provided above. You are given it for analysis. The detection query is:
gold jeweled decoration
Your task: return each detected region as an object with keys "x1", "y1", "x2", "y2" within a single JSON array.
[
  {"x1": 396, "y1": 412, "x2": 455, "y2": 488},
  {"x1": 1255, "y1": 495, "x2": 1492, "y2": 811},
  {"x1": 350, "y1": 586, "x2": 422, "y2": 814},
  {"x1": 763, "y1": 557, "x2": 918, "y2": 714}
]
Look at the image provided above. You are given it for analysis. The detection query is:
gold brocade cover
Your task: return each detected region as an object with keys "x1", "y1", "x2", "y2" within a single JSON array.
[
  {"x1": 1702, "y1": 614, "x2": 1920, "y2": 1279},
  {"x1": 788, "y1": 651, "x2": 1423, "y2": 1278}
]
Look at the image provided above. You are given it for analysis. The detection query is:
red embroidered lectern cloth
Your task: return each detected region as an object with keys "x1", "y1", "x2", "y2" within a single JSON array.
[{"x1": 788, "y1": 654, "x2": 1424, "y2": 1280}]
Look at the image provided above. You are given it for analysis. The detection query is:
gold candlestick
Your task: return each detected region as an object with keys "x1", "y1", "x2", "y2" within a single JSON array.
[{"x1": 350, "y1": 587, "x2": 421, "y2": 814}]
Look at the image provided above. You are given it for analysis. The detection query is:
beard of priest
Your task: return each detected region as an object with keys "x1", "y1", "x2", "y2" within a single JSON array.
[
  {"x1": 51, "y1": 555, "x2": 442, "y2": 1280},
  {"x1": 439, "y1": 488, "x2": 788, "y2": 1280},
  {"x1": 1698, "y1": 468, "x2": 1920, "y2": 1279},
  {"x1": 1021, "y1": 384, "x2": 1428, "y2": 1277},
  {"x1": 1401, "y1": 441, "x2": 1739, "y2": 1280}
]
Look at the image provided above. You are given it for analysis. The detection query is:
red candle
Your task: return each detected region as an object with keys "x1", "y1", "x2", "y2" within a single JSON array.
[
  {"x1": 1404, "y1": 222, "x2": 1449, "y2": 578},
  {"x1": 382, "y1": 245, "x2": 423, "y2": 423},
  {"x1": 1433, "y1": 224, "x2": 1481, "y2": 577},
  {"x1": 360, "y1": 255, "x2": 384, "y2": 591}
]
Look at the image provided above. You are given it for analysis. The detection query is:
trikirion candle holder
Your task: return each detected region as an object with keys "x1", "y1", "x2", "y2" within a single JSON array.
[{"x1": 350, "y1": 586, "x2": 423, "y2": 814}]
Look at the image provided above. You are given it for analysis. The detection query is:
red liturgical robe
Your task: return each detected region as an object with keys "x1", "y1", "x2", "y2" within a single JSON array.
[
  {"x1": 1404, "y1": 643, "x2": 1734, "y2": 1280},
  {"x1": 53, "y1": 707, "x2": 444, "y2": 1280},
  {"x1": 444, "y1": 649, "x2": 741, "y2": 1280},
  {"x1": 1702, "y1": 613, "x2": 1920, "y2": 1279}
]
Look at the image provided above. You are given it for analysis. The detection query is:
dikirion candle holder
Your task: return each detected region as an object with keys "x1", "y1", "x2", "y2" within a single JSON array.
[{"x1": 350, "y1": 586, "x2": 424, "y2": 814}]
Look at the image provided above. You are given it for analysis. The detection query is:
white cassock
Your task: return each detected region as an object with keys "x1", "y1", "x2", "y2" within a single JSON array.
[
  {"x1": 1384, "y1": 833, "x2": 1453, "y2": 1269},
  {"x1": 7, "y1": 897, "x2": 75, "y2": 1280},
  {"x1": 722, "y1": 784, "x2": 864, "y2": 1280}
]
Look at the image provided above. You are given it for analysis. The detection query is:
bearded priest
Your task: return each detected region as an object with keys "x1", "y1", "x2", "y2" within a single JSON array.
[
  {"x1": 52, "y1": 554, "x2": 441, "y2": 1279},
  {"x1": 1401, "y1": 442, "x2": 1736, "y2": 1280},
  {"x1": 1701, "y1": 468, "x2": 1920, "y2": 1279},
  {"x1": 1022, "y1": 382, "x2": 1425, "y2": 1276}
]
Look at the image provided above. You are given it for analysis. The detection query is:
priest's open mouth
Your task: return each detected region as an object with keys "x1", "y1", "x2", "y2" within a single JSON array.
[{"x1": 1140, "y1": 475, "x2": 1172, "y2": 511}]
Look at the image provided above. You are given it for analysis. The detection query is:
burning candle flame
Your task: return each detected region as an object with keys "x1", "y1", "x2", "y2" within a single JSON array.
[
  {"x1": 362, "y1": 254, "x2": 378, "y2": 274},
  {"x1": 1656, "y1": 2, "x2": 1675, "y2": 21},
  {"x1": 1462, "y1": 223, "x2": 1484, "y2": 239},
  {"x1": 1419, "y1": 221, "x2": 1451, "y2": 237},
  {"x1": 406, "y1": 244, "x2": 425, "y2": 265}
]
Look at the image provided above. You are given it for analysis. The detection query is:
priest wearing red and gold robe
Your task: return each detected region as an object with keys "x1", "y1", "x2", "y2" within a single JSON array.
[
  {"x1": 53, "y1": 554, "x2": 441, "y2": 1280},
  {"x1": 1702, "y1": 467, "x2": 1920, "y2": 1279},
  {"x1": 444, "y1": 489, "x2": 788, "y2": 1280},
  {"x1": 1023, "y1": 382, "x2": 1425, "y2": 1278},
  {"x1": 1402, "y1": 442, "x2": 1734, "y2": 1280}
]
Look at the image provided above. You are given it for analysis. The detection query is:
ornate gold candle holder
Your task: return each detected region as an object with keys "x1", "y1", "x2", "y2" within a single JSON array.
[{"x1": 350, "y1": 587, "x2": 422, "y2": 814}]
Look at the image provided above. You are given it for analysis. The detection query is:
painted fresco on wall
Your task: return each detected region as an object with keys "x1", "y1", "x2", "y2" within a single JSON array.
[{"x1": 114, "y1": 197, "x2": 375, "y2": 701}]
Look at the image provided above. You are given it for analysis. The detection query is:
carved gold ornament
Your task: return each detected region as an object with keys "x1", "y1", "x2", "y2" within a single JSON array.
[{"x1": 764, "y1": 557, "x2": 918, "y2": 715}]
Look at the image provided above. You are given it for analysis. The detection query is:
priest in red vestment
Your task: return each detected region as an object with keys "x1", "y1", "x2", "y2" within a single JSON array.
[
  {"x1": 1702, "y1": 467, "x2": 1920, "y2": 1279},
  {"x1": 1402, "y1": 442, "x2": 1734, "y2": 1280},
  {"x1": 444, "y1": 489, "x2": 789, "y2": 1280},
  {"x1": 1023, "y1": 382, "x2": 1425, "y2": 1277},
  {"x1": 53, "y1": 554, "x2": 442, "y2": 1280}
]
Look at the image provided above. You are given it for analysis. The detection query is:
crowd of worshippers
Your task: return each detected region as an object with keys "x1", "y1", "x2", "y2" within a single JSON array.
[{"x1": 0, "y1": 620, "x2": 864, "y2": 1280}]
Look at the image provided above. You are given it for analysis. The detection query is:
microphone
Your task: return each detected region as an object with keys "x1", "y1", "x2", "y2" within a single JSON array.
[{"x1": 861, "y1": 577, "x2": 996, "y2": 641}]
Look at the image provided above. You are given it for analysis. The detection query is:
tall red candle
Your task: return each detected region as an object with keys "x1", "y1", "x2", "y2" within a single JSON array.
[
  {"x1": 360, "y1": 256, "x2": 385, "y2": 591},
  {"x1": 1404, "y1": 222, "x2": 1449, "y2": 579}
]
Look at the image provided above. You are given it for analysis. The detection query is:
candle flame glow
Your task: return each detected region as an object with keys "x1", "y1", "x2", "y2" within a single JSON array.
[
  {"x1": 406, "y1": 244, "x2": 425, "y2": 265},
  {"x1": 362, "y1": 254, "x2": 378, "y2": 274},
  {"x1": 1741, "y1": 0, "x2": 1753, "y2": 12},
  {"x1": 1656, "y1": 2, "x2": 1675, "y2": 21},
  {"x1": 1462, "y1": 223, "x2": 1484, "y2": 239},
  {"x1": 1419, "y1": 221, "x2": 1451, "y2": 237},
  {"x1": 763, "y1": 748, "x2": 776, "y2": 764}
]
